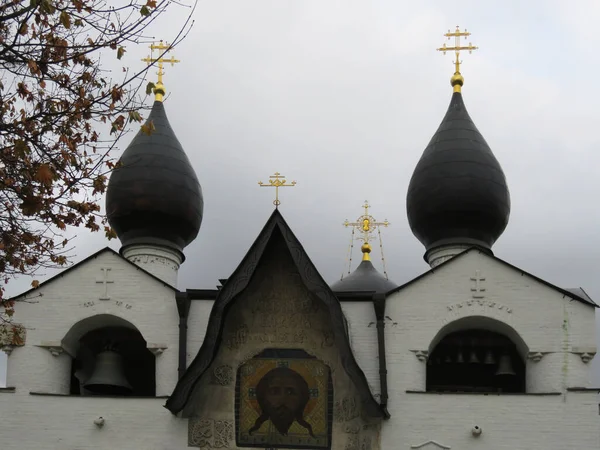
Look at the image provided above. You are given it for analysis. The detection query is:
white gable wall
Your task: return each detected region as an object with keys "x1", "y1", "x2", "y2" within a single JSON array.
[
  {"x1": 340, "y1": 301, "x2": 380, "y2": 398},
  {"x1": 6, "y1": 250, "x2": 181, "y2": 396},
  {"x1": 379, "y1": 249, "x2": 599, "y2": 449},
  {"x1": 187, "y1": 299, "x2": 215, "y2": 367}
]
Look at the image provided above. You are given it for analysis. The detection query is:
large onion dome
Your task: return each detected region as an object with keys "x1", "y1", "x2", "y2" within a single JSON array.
[
  {"x1": 406, "y1": 85, "x2": 510, "y2": 261},
  {"x1": 106, "y1": 100, "x2": 203, "y2": 256},
  {"x1": 331, "y1": 243, "x2": 398, "y2": 294}
]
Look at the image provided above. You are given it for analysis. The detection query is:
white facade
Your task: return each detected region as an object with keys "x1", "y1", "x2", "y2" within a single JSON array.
[{"x1": 0, "y1": 244, "x2": 598, "y2": 449}]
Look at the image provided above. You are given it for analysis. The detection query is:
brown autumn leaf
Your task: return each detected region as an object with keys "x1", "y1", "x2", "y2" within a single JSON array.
[
  {"x1": 140, "y1": 119, "x2": 155, "y2": 136},
  {"x1": 34, "y1": 164, "x2": 54, "y2": 185},
  {"x1": 0, "y1": 0, "x2": 190, "y2": 313}
]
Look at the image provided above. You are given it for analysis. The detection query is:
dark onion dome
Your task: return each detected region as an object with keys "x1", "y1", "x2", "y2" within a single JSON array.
[
  {"x1": 331, "y1": 243, "x2": 398, "y2": 293},
  {"x1": 106, "y1": 100, "x2": 203, "y2": 256},
  {"x1": 406, "y1": 86, "x2": 510, "y2": 259}
]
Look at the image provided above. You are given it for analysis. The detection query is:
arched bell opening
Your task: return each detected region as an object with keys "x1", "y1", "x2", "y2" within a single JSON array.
[
  {"x1": 426, "y1": 328, "x2": 525, "y2": 393},
  {"x1": 63, "y1": 315, "x2": 155, "y2": 397}
]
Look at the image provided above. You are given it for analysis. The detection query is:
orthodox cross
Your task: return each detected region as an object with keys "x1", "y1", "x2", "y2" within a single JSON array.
[
  {"x1": 258, "y1": 172, "x2": 297, "y2": 207},
  {"x1": 344, "y1": 201, "x2": 389, "y2": 244},
  {"x1": 96, "y1": 267, "x2": 114, "y2": 301},
  {"x1": 470, "y1": 270, "x2": 486, "y2": 299},
  {"x1": 141, "y1": 40, "x2": 180, "y2": 101},
  {"x1": 343, "y1": 201, "x2": 390, "y2": 266},
  {"x1": 437, "y1": 26, "x2": 478, "y2": 90}
]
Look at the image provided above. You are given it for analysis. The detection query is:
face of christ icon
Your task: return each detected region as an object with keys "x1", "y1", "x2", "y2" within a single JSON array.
[{"x1": 248, "y1": 367, "x2": 315, "y2": 438}]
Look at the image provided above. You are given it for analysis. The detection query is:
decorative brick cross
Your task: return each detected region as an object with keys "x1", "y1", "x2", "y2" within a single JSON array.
[
  {"x1": 95, "y1": 267, "x2": 114, "y2": 300},
  {"x1": 470, "y1": 270, "x2": 486, "y2": 298}
]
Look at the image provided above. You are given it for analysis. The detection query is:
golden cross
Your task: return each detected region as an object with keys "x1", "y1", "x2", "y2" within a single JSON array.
[
  {"x1": 141, "y1": 40, "x2": 180, "y2": 102},
  {"x1": 343, "y1": 201, "x2": 389, "y2": 260},
  {"x1": 437, "y1": 26, "x2": 478, "y2": 91},
  {"x1": 258, "y1": 172, "x2": 297, "y2": 208}
]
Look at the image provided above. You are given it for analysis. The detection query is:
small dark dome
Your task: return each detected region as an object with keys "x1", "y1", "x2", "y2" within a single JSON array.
[
  {"x1": 406, "y1": 91, "x2": 510, "y2": 258},
  {"x1": 106, "y1": 101, "x2": 203, "y2": 255},
  {"x1": 331, "y1": 260, "x2": 398, "y2": 294}
]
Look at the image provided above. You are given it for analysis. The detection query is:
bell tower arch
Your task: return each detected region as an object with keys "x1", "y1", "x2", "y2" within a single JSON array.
[{"x1": 62, "y1": 314, "x2": 155, "y2": 396}]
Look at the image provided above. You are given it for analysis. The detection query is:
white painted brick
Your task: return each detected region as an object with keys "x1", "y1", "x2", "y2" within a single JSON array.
[{"x1": 0, "y1": 248, "x2": 597, "y2": 449}]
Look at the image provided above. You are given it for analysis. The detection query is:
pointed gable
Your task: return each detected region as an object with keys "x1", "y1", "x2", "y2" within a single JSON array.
[
  {"x1": 166, "y1": 209, "x2": 383, "y2": 419},
  {"x1": 387, "y1": 247, "x2": 597, "y2": 308},
  {"x1": 9, "y1": 247, "x2": 177, "y2": 301}
]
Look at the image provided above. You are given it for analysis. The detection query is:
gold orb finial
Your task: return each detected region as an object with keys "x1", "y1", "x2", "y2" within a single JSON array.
[
  {"x1": 361, "y1": 243, "x2": 372, "y2": 261},
  {"x1": 436, "y1": 26, "x2": 478, "y2": 93}
]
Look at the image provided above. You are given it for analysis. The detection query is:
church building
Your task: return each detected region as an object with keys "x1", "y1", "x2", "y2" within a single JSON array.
[{"x1": 0, "y1": 29, "x2": 598, "y2": 449}]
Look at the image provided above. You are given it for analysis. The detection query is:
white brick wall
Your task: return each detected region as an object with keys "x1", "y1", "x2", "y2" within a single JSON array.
[
  {"x1": 0, "y1": 248, "x2": 598, "y2": 449},
  {"x1": 378, "y1": 249, "x2": 599, "y2": 449},
  {"x1": 0, "y1": 392, "x2": 189, "y2": 450},
  {"x1": 187, "y1": 300, "x2": 214, "y2": 367},
  {"x1": 4, "y1": 250, "x2": 181, "y2": 396}
]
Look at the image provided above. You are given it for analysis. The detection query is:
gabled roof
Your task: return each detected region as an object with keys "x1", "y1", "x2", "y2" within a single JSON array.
[
  {"x1": 10, "y1": 246, "x2": 178, "y2": 300},
  {"x1": 165, "y1": 209, "x2": 383, "y2": 418},
  {"x1": 386, "y1": 247, "x2": 597, "y2": 307}
]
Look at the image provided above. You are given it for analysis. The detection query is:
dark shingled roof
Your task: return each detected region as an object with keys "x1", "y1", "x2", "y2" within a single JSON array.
[
  {"x1": 165, "y1": 209, "x2": 384, "y2": 418},
  {"x1": 406, "y1": 91, "x2": 510, "y2": 260},
  {"x1": 106, "y1": 101, "x2": 203, "y2": 256},
  {"x1": 331, "y1": 260, "x2": 398, "y2": 293}
]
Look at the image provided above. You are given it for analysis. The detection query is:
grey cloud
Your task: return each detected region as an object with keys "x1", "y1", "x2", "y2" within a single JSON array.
[{"x1": 2, "y1": 1, "x2": 599, "y2": 386}]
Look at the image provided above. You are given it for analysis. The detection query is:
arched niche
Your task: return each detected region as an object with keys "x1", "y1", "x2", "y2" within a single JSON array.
[
  {"x1": 62, "y1": 314, "x2": 155, "y2": 397},
  {"x1": 426, "y1": 316, "x2": 528, "y2": 393}
]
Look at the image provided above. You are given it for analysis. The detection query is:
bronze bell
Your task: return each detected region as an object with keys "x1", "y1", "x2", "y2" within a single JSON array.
[
  {"x1": 495, "y1": 354, "x2": 516, "y2": 377},
  {"x1": 483, "y1": 350, "x2": 496, "y2": 365},
  {"x1": 468, "y1": 350, "x2": 480, "y2": 364},
  {"x1": 84, "y1": 350, "x2": 133, "y2": 395}
]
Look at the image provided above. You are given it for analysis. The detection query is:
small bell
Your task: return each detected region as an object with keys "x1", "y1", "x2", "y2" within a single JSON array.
[
  {"x1": 85, "y1": 349, "x2": 132, "y2": 395},
  {"x1": 468, "y1": 350, "x2": 480, "y2": 364},
  {"x1": 456, "y1": 350, "x2": 465, "y2": 363},
  {"x1": 483, "y1": 350, "x2": 495, "y2": 365},
  {"x1": 495, "y1": 354, "x2": 516, "y2": 377}
]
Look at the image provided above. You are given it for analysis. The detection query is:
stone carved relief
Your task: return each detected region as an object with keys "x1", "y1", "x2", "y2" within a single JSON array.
[
  {"x1": 223, "y1": 279, "x2": 325, "y2": 351},
  {"x1": 211, "y1": 365, "x2": 234, "y2": 386},
  {"x1": 334, "y1": 397, "x2": 360, "y2": 423},
  {"x1": 36, "y1": 342, "x2": 64, "y2": 356},
  {"x1": 574, "y1": 351, "x2": 596, "y2": 363},
  {"x1": 225, "y1": 323, "x2": 249, "y2": 350},
  {"x1": 361, "y1": 436, "x2": 372, "y2": 450},
  {"x1": 188, "y1": 418, "x2": 233, "y2": 448},
  {"x1": 411, "y1": 350, "x2": 429, "y2": 362},
  {"x1": 344, "y1": 422, "x2": 361, "y2": 434},
  {"x1": 345, "y1": 435, "x2": 372, "y2": 450},
  {"x1": 527, "y1": 351, "x2": 547, "y2": 362},
  {"x1": 129, "y1": 255, "x2": 179, "y2": 271},
  {"x1": 345, "y1": 435, "x2": 360, "y2": 450},
  {"x1": 214, "y1": 420, "x2": 234, "y2": 448},
  {"x1": 447, "y1": 299, "x2": 512, "y2": 314},
  {"x1": 342, "y1": 417, "x2": 377, "y2": 450}
]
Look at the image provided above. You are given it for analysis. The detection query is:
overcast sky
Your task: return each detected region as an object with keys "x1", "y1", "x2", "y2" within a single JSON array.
[{"x1": 2, "y1": 0, "x2": 600, "y2": 386}]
